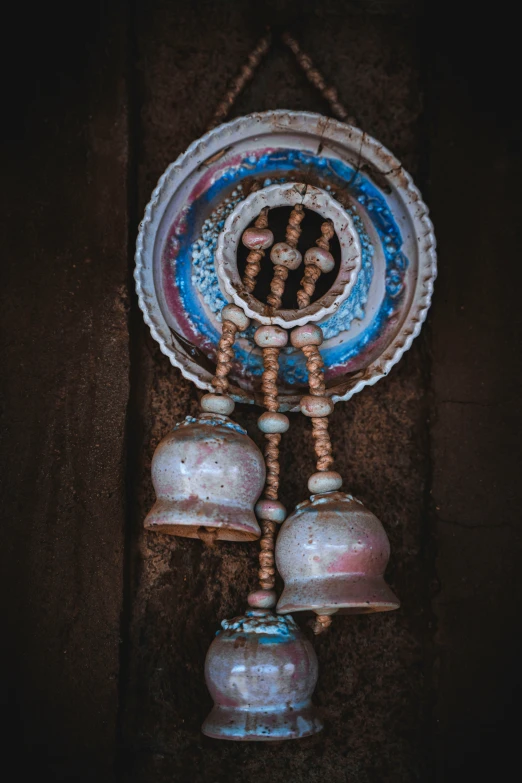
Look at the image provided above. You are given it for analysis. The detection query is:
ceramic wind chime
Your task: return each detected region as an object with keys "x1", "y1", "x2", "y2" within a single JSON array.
[{"x1": 135, "y1": 32, "x2": 436, "y2": 741}]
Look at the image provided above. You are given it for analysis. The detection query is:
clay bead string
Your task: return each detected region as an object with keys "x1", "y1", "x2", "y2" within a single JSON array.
[
  {"x1": 297, "y1": 220, "x2": 335, "y2": 309},
  {"x1": 248, "y1": 325, "x2": 290, "y2": 610},
  {"x1": 312, "y1": 614, "x2": 333, "y2": 633},
  {"x1": 291, "y1": 323, "x2": 341, "y2": 634},
  {"x1": 204, "y1": 303, "x2": 250, "y2": 405},
  {"x1": 267, "y1": 204, "x2": 305, "y2": 310},
  {"x1": 211, "y1": 320, "x2": 237, "y2": 395},
  {"x1": 281, "y1": 32, "x2": 357, "y2": 126},
  {"x1": 241, "y1": 208, "x2": 274, "y2": 294},
  {"x1": 207, "y1": 29, "x2": 356, "y2": 131},
  {"x1": 261, "y1": 349, "x2": 282, "y2": 501},
  {"x1": 301, "y1": 345, "x2": 334, "y2": 471},
  {"x1": 197, "y1": 304, "x2": 252, "y2": 545},
  {"x1": 207, "y1": 32, "x2": 272, "y2": 131}
]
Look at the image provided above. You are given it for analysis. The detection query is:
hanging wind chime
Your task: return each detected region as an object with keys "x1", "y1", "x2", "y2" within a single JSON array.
[{"x1": 135, "y1": 31, "x2": 437, "y2": 741}]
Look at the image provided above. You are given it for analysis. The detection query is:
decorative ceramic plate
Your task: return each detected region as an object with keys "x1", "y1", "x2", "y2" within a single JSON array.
[{"x1": 135, "y1": 110, "x2": 436, "y2": 409}]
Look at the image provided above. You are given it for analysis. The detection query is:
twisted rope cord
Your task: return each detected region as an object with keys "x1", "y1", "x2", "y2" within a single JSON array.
[
  {"x1": 211, "y1": 320, "x2": 237, "y2": 395},
  {"x1": 302, "y1": 341, "x2": 335, "y2": 633},
  {"x1": 258, "y1": 346, "x2": 282, "y2": 591},
  {"x1": 281, "y1": 32, "x2": 357, "y2": 125},
  {"x1": 267, "y1": 204, "x2": 305, "y2": 310},
  {"x1": 207, "y1": 32, "x2": 272, "y2": 130},
  {"x1": 297, "y1": 220, "x2": 335, "y2": 309},
  {"x1": 301, "y1": 344, "x2": 334, "y2": 471},
  {"x1": 285, "y1": 203, "x2": 305, "y2": 247},
  {"x1": 310, "y1": 614, "x2": 333, "y2": 635},
  {"x1": 242, "y1": 207, "x2": 270, "y2": 293}
]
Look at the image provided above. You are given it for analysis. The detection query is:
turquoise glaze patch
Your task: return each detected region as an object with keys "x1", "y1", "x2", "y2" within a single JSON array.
[
  {"x1": 219, "y1": 610, "x2": 300, "y2": 644},
  {"x1": 173, "y1": 415, "x2": 246, "y2": 436}
]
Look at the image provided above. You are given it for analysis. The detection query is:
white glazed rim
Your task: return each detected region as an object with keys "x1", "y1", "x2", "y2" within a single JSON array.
[
  {"x1": 134, "y1": 110, "x2": 437, "y2": 407},
  {"x1": 215, "y1": 182, "x2": 362, "y2": 328}
]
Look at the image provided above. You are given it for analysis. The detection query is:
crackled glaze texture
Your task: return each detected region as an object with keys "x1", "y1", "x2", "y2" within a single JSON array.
[
  {"x1": 202, "y1": 610, "x2": 322, "y2": 741},
  {"x1": 215, "y1": 181, "x2": 361, "y2": 328},
  {"x1": 276, "y1": 492, "x2": 400, "y2": 615},
  {"x1": 145, "y1": 414, "x2": 265, "y2": 540},
  {"x1": 134, "y1": 111, "x2": 436, "y2": 408}
]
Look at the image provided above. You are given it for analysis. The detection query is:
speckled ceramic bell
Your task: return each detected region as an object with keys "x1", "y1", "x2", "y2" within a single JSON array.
[
  {"x1": 202, "y1": 610, "x2": 322, "y2": 741},
  {"x1": 276, "y1": 492, "x2": 400, "y2": 615},
  {"x1": 145, "y1": 413, "x2": 265, "y2": 541}
]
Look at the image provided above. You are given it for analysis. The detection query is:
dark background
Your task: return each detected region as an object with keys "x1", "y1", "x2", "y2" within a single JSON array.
[{"x1": 1, "y1": 1, "x2": 521, "y2": 781}]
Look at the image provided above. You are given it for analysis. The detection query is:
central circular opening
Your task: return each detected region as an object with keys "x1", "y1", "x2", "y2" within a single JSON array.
[{"x1": 236, "y1": 206, "x2": 342, "y2": 310}]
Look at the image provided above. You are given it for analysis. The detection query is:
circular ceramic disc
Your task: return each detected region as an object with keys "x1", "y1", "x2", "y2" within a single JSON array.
[
  {"x1": 216, "y1": 182, "x2": 362, "y2": 328},
  {"x1": 135, "y1": 111, "x2": 436, "y2": 409}
]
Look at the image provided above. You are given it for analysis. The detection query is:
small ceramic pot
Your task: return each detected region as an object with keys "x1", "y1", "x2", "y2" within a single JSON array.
[
  {"x1": 276, "y1": 491, "x2": 399, "y2": 615},
  {"x1": 145, "y1": 414, "x2": 265, "y2": 541},
  {"x1": 202, "y1": 610, "x2": 322, "y2": 741}
]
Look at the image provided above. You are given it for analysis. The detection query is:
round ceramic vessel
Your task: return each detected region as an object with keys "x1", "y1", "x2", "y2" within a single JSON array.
[
  {"x1": 145, "y1": 414, "x2": 265, "y2": 541},
  {"x1": 215, "y1": 182, "x2": 361, "y2": 327},
  {"x1": 276, "y1": 492, "x2": 400, "y2": 615},
  {"x1": 202, "y1": 610, "x2": 322, "y2": 741},
  {"x1": 135, "y1": 111, "x2": 437, "y2": 409}
]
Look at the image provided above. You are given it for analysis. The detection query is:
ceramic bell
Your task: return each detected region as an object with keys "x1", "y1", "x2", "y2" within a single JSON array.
[
  {"x1": 276, "y1": 491, "x2": 400, "y2": 615},
  {"x1": 202, "y1": 609, "x2": 322, "y2": 741},
  {"x1": 145, "y1": 413, "x2": 265, "y2": 541}
]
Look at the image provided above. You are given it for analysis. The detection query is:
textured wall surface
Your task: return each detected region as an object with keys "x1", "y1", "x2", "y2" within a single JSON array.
[
  {"x1": 1, "y1": 2, "x2": 521, "y2": 782},
  {"x1": 0, "y1": 3, "x2": 130, "y2": 780}
]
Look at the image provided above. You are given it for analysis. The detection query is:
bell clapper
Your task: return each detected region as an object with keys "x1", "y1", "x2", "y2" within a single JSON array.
[{"x1": 310, "y1": 607, "x2": 338, "y2": 636}]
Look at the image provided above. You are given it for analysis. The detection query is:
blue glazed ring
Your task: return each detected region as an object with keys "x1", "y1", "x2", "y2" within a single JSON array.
[{"x1": 135, "y1": 111, "x2": 436, "y2": 410}]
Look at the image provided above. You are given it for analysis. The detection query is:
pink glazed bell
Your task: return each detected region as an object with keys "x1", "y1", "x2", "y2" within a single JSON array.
[
  {"x1": 145, "y1": 413, "x2": 265, "y2": 541},
  {"x1": 276, "y1": 492, "x2": 400, "y2": 615},
  {"x1": 202, "y1": 609, "x2": 322, "y2": 741}
]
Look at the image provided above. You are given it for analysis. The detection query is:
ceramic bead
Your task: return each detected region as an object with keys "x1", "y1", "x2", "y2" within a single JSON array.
[
  {"x1": 300, "y1": 395, "x2": 334, "y2": 418},
  {"x1": 307, "y1": 470, "x2": 343, "y2": 493},
  {"x1": 202, "y1": 610, "x2": 322, "y2": 740},
  {"x1": 290, "y1": 323, "x2": 324, "y2": 348},
  {"x1": 247, "y1": 589, "x2": 277, "y2": 609},
  {"x1": 254, "y1": 324, "x2": 289, "y2": 348},
  {"x1": 304, "y1": 246, "x2": 335, "y2": 273},
  {"x1": 201, "y1": 393, "x2": 235, "y2": 415},
  {"x1": 242, "y1": 226, "x2": 274, "y2": 250},
  {"x1": 257, "y1": 411, "x2": 289, "y2": 433},
  {"x1": 255, "y1": 498, "x2": 287, "y2": 523},
  {"x1": 270, "y1": 241, "x2": 302, "y2": 270},
  {"x1": 221, "y1": 303, "x2": 250, "y2": 331}
]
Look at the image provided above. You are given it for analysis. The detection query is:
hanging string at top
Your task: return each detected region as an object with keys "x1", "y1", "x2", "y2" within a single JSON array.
[{"x1": 206, "y1": 30, "x2": 356, "y2": 131}]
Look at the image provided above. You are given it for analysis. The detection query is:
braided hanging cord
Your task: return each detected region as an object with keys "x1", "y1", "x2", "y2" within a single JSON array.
[
  {"x1": 267, "y1": 204, "x2": 305, "y2": 310},
  {"x1": 297, "y1": 220, "x2": 335, "y2": 309},
  {"x1": 258, "y1": 347, "x2": 281, "y2": 590},
  {"x1": 302, "y1": 344, "x2": 335, "y2": 472},
  {"x1": 211, "y1": 320, "x2": 237, "y2": 396},
  {"x1": 302, "y1": 336, "x2": 337, "y2": 635},
  {"x1": 207, "y1": 32, "x2": 272, "y2": 131},
  {"x1": 282, "y1": 33, "x2": 357, "y2": 126},
  {"x1": 242, "y1": 207, "x2": 272, "y2": 293}
]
